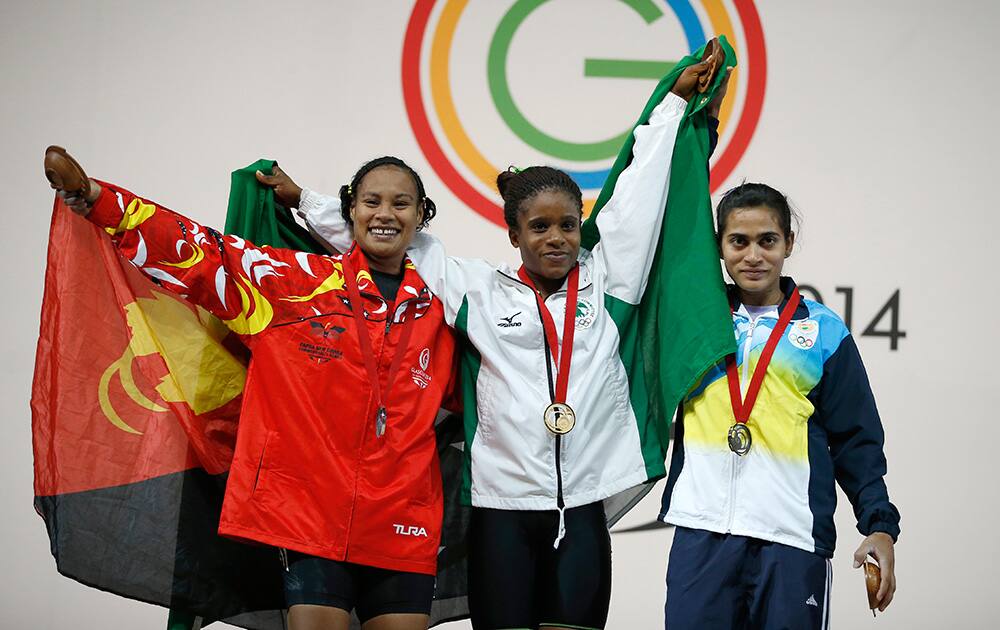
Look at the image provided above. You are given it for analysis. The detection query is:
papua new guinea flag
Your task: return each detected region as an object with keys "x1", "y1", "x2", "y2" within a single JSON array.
[{"x1": 31, "y1": 191, "x2": 287, "y2": 629}]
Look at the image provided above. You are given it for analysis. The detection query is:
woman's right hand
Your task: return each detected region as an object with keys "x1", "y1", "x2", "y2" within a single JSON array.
[
  {"x1": 255, "y1": 164, "x2": 302, "y2": 210},
  {"x1": 44, "y1": 146, "x2": 101, "y2": 216},
  {"x1": 59, "y1": 188, "x2": 99, "y2": 216},
  {"x1": 671, "y1": 37, "x2": 724, "y2": 102}
]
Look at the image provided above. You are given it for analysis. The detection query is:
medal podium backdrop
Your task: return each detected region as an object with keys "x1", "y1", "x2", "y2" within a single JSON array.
[{"x1": 2, "y1": 1, "x2": 996, "y2": 628}]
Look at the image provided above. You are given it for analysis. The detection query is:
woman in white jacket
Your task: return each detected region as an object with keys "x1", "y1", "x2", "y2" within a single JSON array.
[{"x1": 260, "y1": 60, "x2": 726, "y2": 630}]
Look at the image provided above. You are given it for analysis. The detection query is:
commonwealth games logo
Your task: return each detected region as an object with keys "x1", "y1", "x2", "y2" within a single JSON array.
[{"x1": 402, "y1": 0, "x2": 767, "y2": 227}]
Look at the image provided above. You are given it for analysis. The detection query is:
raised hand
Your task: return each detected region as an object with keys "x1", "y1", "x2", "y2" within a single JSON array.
[
  {"x1": 44, "y1": 146, "x2": 101, "y2": 216},
  {"x1": 671, "y1": 37, "x2": 724, "y2": 102},
  {"x1": 255, "y1": 164, "x2": 303, "y2": 210}
]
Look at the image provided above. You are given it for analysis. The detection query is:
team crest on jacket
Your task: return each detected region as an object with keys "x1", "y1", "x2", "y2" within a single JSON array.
[
  {"x1": 788, "y1": 320, "x2": 819, "y2": 350},
  {"x1": 574, "y1": 299, "x2": 596, "y2": 330},
  {"x1": 411, "y1": 348, "x2": 432, "y2": 389},
  {"x1": 298, "y1": 321, "x2": 346, "y2": 363}
]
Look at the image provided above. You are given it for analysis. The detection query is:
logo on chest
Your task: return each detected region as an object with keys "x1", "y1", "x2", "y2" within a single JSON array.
[
  {"x1": 410, "y1": 347, "x2": 433, "y2": 389},
  {"x1": 788, "y1": 319, "x2": 819, "y2": 350},
  {"x1": 298, "y1": 321, "x2": 346, "y2": 363},
  {"x1": 497, "y1": 311, "x2": 522, "y2": 328},
  {"x1": 574, "y1": 298, "x2": 596, "y2": 330}
]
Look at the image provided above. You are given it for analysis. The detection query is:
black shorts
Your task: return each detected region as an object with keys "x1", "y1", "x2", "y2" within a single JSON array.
[
  {"x1": 469, "y1": 502, "x2": 612, "y2": 629},
  {"x1": 283, "y1": 551, "x2": 435, "y2": 623}
]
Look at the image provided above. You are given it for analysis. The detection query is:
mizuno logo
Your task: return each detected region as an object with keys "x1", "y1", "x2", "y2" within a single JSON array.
[
  {"x1": 393, "y1": 524, "x2": 429, "y2": 537},
  {"x1": 497, "y1": 312, "x2": 522, "y2": 328}
]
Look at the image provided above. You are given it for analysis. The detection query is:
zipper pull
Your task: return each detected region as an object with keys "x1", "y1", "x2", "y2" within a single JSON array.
[{"x1": 385, "y1": 318, "x2": 392, "y2": 334}]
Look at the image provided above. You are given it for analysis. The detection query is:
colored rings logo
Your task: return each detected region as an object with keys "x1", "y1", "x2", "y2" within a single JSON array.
[{"x1": 402, "y1": 0, "x2": 766, "y2": 228}]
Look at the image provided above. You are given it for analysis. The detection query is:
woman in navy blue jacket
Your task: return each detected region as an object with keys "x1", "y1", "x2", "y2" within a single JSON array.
[{"x1": 659, "y1": 183, "x2": 899, "y2": 629}]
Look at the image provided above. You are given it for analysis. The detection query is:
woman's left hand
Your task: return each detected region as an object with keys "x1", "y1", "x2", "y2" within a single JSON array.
[{"x1": 853, "y1": 532, "x2": 897, "y2": 612}]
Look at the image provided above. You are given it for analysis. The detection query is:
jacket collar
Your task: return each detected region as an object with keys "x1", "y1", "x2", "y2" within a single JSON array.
[
  {"x1": 728, "y1": 276, "x2": 810, "y2": 320},
  {"x1": 495, "y1": 256, "x2": 595, "y2": 295},
  {"x1": 343, "y1": 242, "x2": 428, "y2": 302}
]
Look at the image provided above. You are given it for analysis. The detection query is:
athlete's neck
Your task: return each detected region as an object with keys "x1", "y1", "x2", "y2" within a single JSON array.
[
  {"x1": 525, "y1": 268, "x2": 565, "y2": 301},
  {"x1": 365, "y1": 253, "x2": 405, "y2": 275},
  {"x1": 738, "y1": 285, "x2": 783, "y2": 307}
]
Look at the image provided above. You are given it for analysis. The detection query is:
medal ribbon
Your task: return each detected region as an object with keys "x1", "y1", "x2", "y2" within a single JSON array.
[
  {"x1": 341, "y1": 250, "x2": 416, "y2": 433},
  {"x1": 517, "y1": 265, "x2": 579, "y2": 405},
  {"x1": 725, "y1": 287, "x2": 801, "y2": 425}
]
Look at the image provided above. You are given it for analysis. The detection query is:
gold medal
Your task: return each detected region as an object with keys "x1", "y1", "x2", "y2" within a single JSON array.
[
  {"x1": 544, "y1": 402, "x2": 576, "y2": 435},
  {"x1": 727, "y1": 423, "x2": 752, "y2": 456}
]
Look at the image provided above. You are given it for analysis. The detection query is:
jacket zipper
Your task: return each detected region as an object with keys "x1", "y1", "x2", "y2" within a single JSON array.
[
  {"x1": 345, "y1": 293, "x2": 413, "y2": 563},
  {"x1": 726, "y1": 310, "x2": 780, "y2": 532},
  {"x1": 727, "y1": 312, "x2": 759, "y2": 533},
  {"x1": 532, "y1": 290, "x2": 566, "y2": 542}
]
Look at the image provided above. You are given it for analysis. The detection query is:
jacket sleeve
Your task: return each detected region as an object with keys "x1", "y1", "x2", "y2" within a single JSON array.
[
  {"x1": 297, "y1": 188, "x2": 484, "y2": 326},
  {"x1": 591, "y1": 91, "x2": 687, "y2": 304},
  {"x1": 297, "y1": 189, "x2": 355, "y2": 253},
  {"x1": 816, "y1": 334, "x2": 901, "y2": 541},
  {"x1": 87, "y1": 182, "x2": 307, "y2": 342}
]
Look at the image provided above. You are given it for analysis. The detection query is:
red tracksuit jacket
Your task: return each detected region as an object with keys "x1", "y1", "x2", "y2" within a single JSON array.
[{"x1": 87, "y1": 182, "x2": 455, "y2": 574}]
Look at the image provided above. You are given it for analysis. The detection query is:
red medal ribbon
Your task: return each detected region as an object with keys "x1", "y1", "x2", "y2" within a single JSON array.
[
  {"x1": 341, "y1": 250, "x2": 416, "y2": 435},
  {"x1": 725, "y1": 287, "x2": 801, "y2": 425},
  {"x1": 517, "y1": 265, "x2": 579, "y2": 405}
]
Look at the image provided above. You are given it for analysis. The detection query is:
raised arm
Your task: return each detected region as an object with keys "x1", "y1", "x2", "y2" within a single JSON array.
[
  {"x1": 50, "y1": 151, "x2": 321, "y2": 342},
  {"x1": 588, "y1": 90, "x2": 687, "y2": 304},
  {"x1": 586, "y1": 49, "x2": 731, "y2": 302},
  {"x1": 297, "y1": 187, "x2": 355, "y2": 253}
]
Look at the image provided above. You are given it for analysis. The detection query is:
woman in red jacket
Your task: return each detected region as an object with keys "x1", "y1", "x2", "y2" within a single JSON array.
[{"x1": 48, "y1": 149, "x2": 455, "y2": 630}]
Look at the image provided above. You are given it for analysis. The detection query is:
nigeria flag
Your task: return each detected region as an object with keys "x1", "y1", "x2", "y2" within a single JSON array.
[{"x1": 584, "y1": 36, "x2": 738, "y2": 482}]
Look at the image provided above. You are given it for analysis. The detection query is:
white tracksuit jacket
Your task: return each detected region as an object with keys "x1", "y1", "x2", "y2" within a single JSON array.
[{"x1": 298, "y1": 92, "x2": 687, "y2": 513}]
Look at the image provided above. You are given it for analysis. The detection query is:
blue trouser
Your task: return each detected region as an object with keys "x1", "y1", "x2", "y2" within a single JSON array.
[{"x1": 664, "y1": 527, "x2": 831, "y2": 630}]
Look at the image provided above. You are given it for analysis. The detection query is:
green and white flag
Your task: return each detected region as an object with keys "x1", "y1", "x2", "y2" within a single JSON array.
[{"x1": 583, "y1": 37, "x2": 738, "y2": 446}]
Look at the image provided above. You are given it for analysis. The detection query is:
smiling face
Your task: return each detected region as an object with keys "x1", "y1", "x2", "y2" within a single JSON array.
[
  {"x1": 350, "y1": 166, "x2": 423, "y2": 274},
  {"x1": 719, "y1": 205, "x2": 795, "y2": 306},
  {"x1": 508, "y1": 189, "x2": 582, "y2": 297}
]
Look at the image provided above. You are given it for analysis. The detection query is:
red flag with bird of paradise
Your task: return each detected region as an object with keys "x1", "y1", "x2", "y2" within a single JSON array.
[{"x1": 31, "y1": 182, "x2": 290, "y2": 630}]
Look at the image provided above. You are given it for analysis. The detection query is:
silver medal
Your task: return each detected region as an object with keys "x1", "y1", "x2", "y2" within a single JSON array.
[{"x1": 375, "y1": 406, "x2": 388, "y2": 438}]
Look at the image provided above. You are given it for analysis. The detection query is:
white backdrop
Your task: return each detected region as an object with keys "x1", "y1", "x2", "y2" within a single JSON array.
[{"x1": 2, "y1": 1, "x2": 997, "y2": 628}]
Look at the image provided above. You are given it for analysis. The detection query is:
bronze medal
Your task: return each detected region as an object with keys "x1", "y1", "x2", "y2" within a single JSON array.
[
  {"x1": 544, "y1": 402, "x2": 576, "y2": 435},
  {"x1": 727, "y1": 423, "x2": 752, "y2": 456}
]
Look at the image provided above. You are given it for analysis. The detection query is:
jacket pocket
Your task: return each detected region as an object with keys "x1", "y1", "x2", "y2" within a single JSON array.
[{"x1": 251, "y1": 431, "x2": 276, "y2": 498}]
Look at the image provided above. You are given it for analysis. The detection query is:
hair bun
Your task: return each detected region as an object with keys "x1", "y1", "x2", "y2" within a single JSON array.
[{"x1": 496, "y1": 168, "x2": 518, "y2": 200}]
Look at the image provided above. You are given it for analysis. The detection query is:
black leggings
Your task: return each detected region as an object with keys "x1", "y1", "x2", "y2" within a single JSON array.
[
  {"x1": 469, "y1": 502, "x2": 612, "y2": 629},
  {"x1": 283, "y1": 551, "x2": 434, "y2": 623}
]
